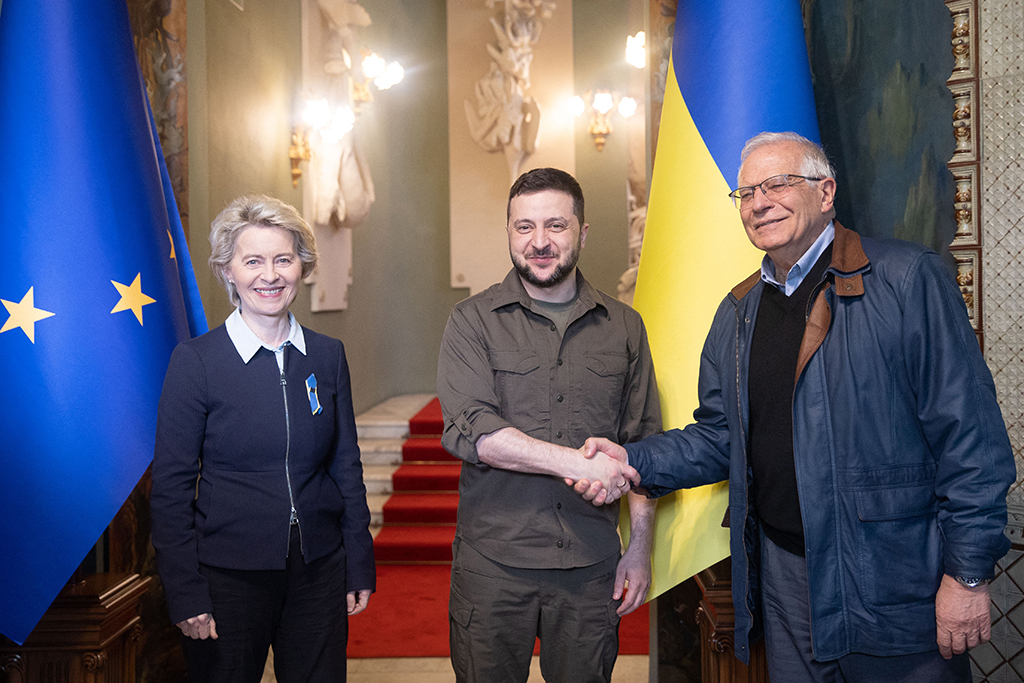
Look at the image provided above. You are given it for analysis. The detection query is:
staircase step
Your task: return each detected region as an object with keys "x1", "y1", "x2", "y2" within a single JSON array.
[
  {"x1": 367, "y1": 493, "x2": 388, "y2": 528},
  {"x1": 409, "y1": 397, "x2": 444, "y2": 436},
  {"x1": 363, "y1": 465, "x2": 398, "y2": 495},
  {"x1": 355, "y1": 394, "x2": 435, "y2": 439},
  {"x1": 359, "y1": 438, "x2": 405, "y2": 466},
  {"x1": 383, "y1": 493, "x2": 459, "y2": 524},
  {"x1": 392, "y1": 463, "x2": 461, "y2": 492},
  {"x1": 373, "y1": 525, "x2": 456, "y2": 563},
  {"x1": 402, "y1": 437, "x2": 455, "y2": 462}
]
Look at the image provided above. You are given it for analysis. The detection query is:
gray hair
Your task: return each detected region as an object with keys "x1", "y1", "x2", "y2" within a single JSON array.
[
  {"x1": 738, "y1": 131, "x2": 836, "y2": 187},
  {"x1": 209, "y1": 195, "x2": 318, "y2": 307}
]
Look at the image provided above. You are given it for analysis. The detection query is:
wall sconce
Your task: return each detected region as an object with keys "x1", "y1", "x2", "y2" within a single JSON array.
[
  {"x1": 288, "y1": 51, "x2": 404, "y2": 187},
  {"x1": 570, "y1": 91, "x2": 638, "y2": 151},
  {"x1": 289, "y1": 99, "x2": 357, "y2": 187}
]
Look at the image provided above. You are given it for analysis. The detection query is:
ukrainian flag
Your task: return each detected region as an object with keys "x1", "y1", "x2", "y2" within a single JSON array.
[
  {"x1": 0, "y1": 0, "x2": 206, "y2": 643},
  {"x1": 634, "y1": 2, "x2": 820, "y2": 599}
]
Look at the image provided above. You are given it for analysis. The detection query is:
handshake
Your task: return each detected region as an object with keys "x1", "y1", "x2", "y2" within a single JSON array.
[{"x1": 563, "y1": 438, "x2": 639, "y2": 506}]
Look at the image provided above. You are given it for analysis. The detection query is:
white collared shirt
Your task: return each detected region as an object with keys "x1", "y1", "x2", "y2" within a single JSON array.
[
  {"x1": 225, "y1": 308, "x2": 307, "y2": 371},
  {"x1": 760, "y1": 221, "x2": 835, "y2": 297}
]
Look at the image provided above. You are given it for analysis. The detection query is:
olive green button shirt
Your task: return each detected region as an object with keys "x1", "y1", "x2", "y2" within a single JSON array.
[{"x1": 437, "y1": 269, "x2": 661, "y2": 569}]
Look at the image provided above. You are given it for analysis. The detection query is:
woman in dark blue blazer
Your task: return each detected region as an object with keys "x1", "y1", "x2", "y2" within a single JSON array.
[{"x1": 151, "y1": 195, "x2": 374, "y2": 683}]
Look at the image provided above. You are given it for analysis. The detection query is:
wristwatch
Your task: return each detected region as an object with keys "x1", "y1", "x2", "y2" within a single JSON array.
[{"x1": 953, "y1": 576, "x2": 990, "y2": 588}]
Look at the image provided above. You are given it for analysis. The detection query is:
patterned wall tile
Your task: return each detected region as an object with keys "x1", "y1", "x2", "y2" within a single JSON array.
[
  {"x1": 980, "y1": 0, "x2": 1024, "y2": 508},
  {"x1": 979, "y1": 0, "x2": 1024, "y2": 78}
]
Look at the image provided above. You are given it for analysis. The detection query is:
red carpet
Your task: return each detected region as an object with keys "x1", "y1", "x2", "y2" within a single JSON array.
[
  {"x1": 349, "y1": 564, "x2": 650, "y2": 658},
  {"x1": 408, "y1": 397, "x2": 444, "y2": 435},
  {"x1": 402, "y1": 436, "x2": 456, "y2": 462},
  {"x1": 361, "y1": 398, "x2": 649, "y2": 656},
  {"x1": 392, "y1": 463, "x2": 461, "y2": 491}
]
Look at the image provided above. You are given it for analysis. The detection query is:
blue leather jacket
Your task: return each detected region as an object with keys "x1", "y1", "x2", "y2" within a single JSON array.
[{"x1": 627, "y1": 223, "x2": 1013, "y2": 662}]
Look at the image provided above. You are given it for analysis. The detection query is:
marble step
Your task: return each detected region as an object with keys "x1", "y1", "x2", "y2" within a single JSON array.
[
  {"x1": 363, "y1": 464, "x2": 399, "y2": 496},
  {"x1": 359, "y1": 438, "x2": 405, "y2": 467},
  {"x1": 354, "y1": 394, "x2": 434, "y2": 440}
]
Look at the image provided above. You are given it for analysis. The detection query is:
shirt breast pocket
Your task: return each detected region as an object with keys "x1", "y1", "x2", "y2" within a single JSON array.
[
  {"x1": 489, "y1": 350, "x2": 546, "y2": 430},
  {"x1": 578, "y1": 352, "x2": 629, "y2": 438}
]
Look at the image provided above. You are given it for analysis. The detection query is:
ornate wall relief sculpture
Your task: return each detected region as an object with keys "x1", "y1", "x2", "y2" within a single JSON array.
[
  {"x1": 463, "y1": 0, "x2": 556, "y2": 182},
  {"x1": 448, "y1": 0, "x2": 575, "y2": 295},
  {"x1": 300, "y1": 0, "x2": 380, "y2": 311}
]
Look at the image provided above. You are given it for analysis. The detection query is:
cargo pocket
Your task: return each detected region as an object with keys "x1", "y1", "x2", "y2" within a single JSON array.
[
  {"x1": 855, "y1": 483, "x2": 941, "y2": 610},
  {"x1": 449, "y1": 583, "x2": 474, "y2": 630}
]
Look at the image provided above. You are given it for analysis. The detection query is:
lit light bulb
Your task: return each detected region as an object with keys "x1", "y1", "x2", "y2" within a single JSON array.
[
  {"x1": 592, "y1": 92, "x2": 614, "y2": 115},
  {"x1": 302, "y1": 99, "x2": 331, "y2": 129},
  {"x1": 374, "y1": 61, "x2": 404, "y2": 90},
  {"x1": 568, "y1": 95, "x2": 586, "y2": 117},
  {"x1": 626, "y1": 32, "x2": 646, "y2": 69},
  {"x1": 618, "y1": 97, "x2": 637, "y2": 118},
  {"x1": 362, "y1": 52, "x2": 385, "y2": 80},
  {"x1": 320, "y1": 106, "x2": 355, "y2": 143}
]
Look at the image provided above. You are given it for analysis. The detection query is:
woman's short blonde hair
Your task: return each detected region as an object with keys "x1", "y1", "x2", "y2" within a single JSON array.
[{"x1": 208, "y1": 195, "x2": 318, "y2": 307}]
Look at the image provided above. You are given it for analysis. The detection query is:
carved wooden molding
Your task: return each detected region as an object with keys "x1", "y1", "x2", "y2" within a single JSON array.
[
  {"x1": 0, "y1": 654, "x2": 25, "y2": 683},
  {"x1": 81, "y1": 651, "x2": 105, "y2": 673},
  {"x1": 945, "y1": 0, "x2": 982, "y2": 349}
]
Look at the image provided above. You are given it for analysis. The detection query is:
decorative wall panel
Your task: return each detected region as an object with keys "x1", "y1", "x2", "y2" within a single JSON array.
[{"x1": 958, "y1": 0, "x2": 1024, "y2": 679}]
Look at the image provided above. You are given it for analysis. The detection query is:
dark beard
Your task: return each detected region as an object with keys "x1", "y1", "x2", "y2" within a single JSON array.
[{"x1": 511, "y1": 240, "x2": 581, "y2": 289}]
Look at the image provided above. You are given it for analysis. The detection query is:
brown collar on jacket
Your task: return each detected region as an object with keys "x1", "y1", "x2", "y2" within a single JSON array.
[{"x1": 729, "y1": 221, "x2": 868, "y2": 301}]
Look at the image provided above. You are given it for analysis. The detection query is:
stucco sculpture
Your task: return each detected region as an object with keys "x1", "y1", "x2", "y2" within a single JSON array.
[{"x1": 464, "y1": 0, "x2": 556, "y2": 181}]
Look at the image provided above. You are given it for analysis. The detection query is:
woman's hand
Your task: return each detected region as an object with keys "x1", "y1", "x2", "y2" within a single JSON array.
[
  {"x1": 347, "y1": 589, "x2": 372, "y2": 616},
  {"x1": 176, "y1": 613, "x2": 219, "y2": 640}
]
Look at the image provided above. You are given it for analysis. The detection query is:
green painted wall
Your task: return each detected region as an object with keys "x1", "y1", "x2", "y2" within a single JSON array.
[
  {"x1": 573, "y1": 0, "x2": 633, "y2": 296},
  {"x1": 188, "y1": 0, "x2": 635, "y2": 413}
]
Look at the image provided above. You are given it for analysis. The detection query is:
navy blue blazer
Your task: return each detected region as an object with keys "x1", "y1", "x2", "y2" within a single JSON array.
[{"x1": 151, "y1": 324, "x2": 375, "y2": 625}]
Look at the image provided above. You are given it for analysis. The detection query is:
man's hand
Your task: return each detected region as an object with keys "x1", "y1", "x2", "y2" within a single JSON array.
[
  {"x1": 347, "y1": 589, "x2": 372, "y2": 615},
  {"x1": 936, "y1": 574, "x2": 991, "y2": 659},
  {"x1": 573, "y1": 445, "x2": 639, "y2": 505},
  {"x1": 614, "y1": 534, "x2": 651, "y2": 616},
  {"x1": 563, "y1": 438, "x2": 633, "y2": 505},
  {"x1": 176, "y1": 612, "x2": 218, "y2": 640}
]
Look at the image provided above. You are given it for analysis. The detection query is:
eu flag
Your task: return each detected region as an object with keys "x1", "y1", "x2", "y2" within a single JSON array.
[
  {"x1": 0, "y1": 0, "x2": 207, "y2": 644},
  {"x1": 630, "y1": 0, "x2": 819, "y2": 600}
]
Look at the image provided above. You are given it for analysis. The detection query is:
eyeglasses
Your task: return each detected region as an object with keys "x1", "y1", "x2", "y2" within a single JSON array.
[{"x1": 728, "y1": 174, "x2": 823, "y2": 209}]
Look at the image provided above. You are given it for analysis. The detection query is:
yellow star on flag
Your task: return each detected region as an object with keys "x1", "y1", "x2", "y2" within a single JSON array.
[
  {"x1": 1, "y1": 287, "x2": 55, "y2": 343},
  {"x1": 111, "y1": 273, "x2": 157, "y2": 325},
  {"x1": 167, "y1": 230, "x2": 176, "y2": 260}
]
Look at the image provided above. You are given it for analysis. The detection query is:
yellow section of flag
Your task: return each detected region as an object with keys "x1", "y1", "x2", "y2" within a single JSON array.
[{"x1": 621, "y1": 61, "x2": 764, "y2": 601}]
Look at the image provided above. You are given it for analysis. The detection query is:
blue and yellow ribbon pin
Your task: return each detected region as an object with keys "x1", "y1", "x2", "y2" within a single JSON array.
[{"x1": 305, "y1": 374, "x2": 323, "y2": 415}]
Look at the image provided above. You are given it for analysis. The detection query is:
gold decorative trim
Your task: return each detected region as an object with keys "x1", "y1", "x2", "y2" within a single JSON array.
[
  {"x1": 949, "y1": 83, "x2": 977, "y2": 162},
  {"x1": 952, "y1": 249, "x2": 981, "y2": 330},
  {"x1": 947, "y1": 0, "x2": 976, "y2": 78},
  {"x1": 950, "y1": 166, "x2": 979, "y2": 247},
  {"x1": 945, "y1": 0, "x2": 981, "y2": 351}
]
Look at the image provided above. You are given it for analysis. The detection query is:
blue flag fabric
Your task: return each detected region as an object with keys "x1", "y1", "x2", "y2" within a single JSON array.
[
  {"x1": 0, "y1": 0, "x2": 207, "y2": 644},
  {"x1": 673, "y1": 2, "x2": 821, "y2": 183}
]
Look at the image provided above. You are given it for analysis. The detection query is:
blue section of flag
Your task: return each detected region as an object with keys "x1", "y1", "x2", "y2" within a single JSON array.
[
  {"x1": 0, "y1": 0, "x2": 207, "y2": 644},
  {"x1": 673, "y1": 0, "x2": 821, "y2": 185}
]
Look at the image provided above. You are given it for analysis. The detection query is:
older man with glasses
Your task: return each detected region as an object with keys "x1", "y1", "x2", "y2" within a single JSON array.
[{"x1": 578, "y1": 131, "x2": 1014, "y2": 683}]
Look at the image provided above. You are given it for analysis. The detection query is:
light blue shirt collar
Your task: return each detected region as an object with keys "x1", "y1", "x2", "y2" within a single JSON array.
[
  {"x1": 760, "y1": 221, "x2": 835, "y2": 297},
  {"x1": 225, "y1": 308, "x2": 306, "y2": 364}
]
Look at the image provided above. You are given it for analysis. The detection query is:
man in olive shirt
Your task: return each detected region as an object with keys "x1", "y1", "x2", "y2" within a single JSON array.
[{"x1": 437, "y1": 168, "x2": 661, "y2": 683}]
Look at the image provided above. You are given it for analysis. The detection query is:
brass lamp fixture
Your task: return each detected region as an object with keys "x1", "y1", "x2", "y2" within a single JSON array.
[
  {"x1": 569, "y1": 33, "x2": 645, "y2": 152},
  {"x1": 288, "y1": 50, "x2": 403, "y2": 187},
  {"x1": 570, "y1": 91, "x2": 638, "y2": 151}
]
